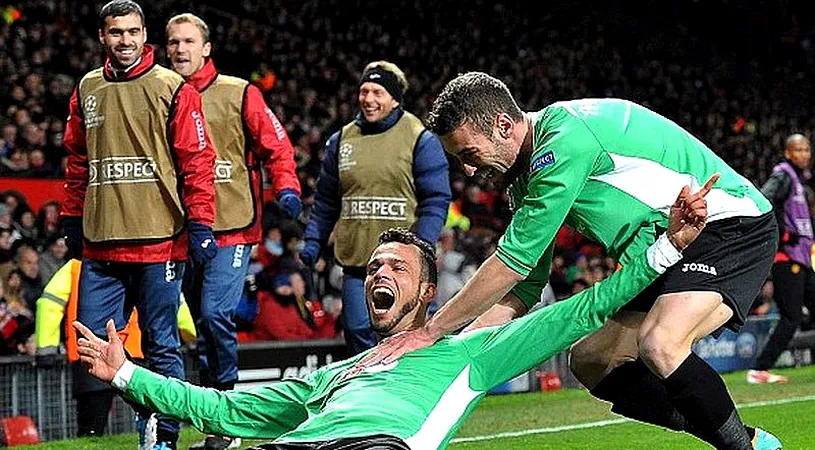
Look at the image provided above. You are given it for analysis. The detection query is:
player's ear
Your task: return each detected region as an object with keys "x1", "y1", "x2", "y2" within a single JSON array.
[
  {"x1": 203, "y1": 41, "x2": 212, "y2": 58},
  {"x1": 496, "y1": 113, "x2": 514, "y2": 139},
  {"x1": 419, "y1": 282, "x2": 437, "y2": 304}
]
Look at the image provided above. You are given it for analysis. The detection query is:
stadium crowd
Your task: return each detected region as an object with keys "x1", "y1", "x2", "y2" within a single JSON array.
[{"x1": 0, "y1": 0, "x2": 814, "y2": 354}]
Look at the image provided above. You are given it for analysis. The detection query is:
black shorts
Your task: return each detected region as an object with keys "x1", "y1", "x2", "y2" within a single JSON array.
[
  {"x1": 623, "y1": 211, "x2": 778, "y2": 332},
  {"x1": 248, "y1": 435, "x2": 410, "y2": 450}
]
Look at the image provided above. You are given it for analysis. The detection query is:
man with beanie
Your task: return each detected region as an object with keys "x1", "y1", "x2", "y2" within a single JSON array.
[
  {"x1": 301, "y1": 61, "x2": 451, "y2": 355},
  {"x1": 165, "y1": 13, "x2": 301, "y2": 450},
  {"x1": 748, "y1": 133, "x2": 815, "y2": 384},
  {"x1": 61, "y1": 2, "x2": 217, "y2": 449}
]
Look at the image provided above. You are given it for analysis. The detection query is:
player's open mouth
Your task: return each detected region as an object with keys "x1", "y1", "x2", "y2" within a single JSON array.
[{"x1": 371, "y1": 287, "x2": 396, "y2": 313}]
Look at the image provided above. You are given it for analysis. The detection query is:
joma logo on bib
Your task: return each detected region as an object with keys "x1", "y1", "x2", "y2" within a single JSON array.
[
  {"x1": 88, "y1": 156, "x2": 158, "y2": 186},
  {"x1": 191, "y1": 111, "x2": 207, "y2": 150}
]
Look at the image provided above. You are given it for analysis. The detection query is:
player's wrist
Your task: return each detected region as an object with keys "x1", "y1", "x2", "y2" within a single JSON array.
[
  {"x1": 111, "y1": 360, "x2": 137, "y2": 390},
  {"x1": 667, "y1": 233, "x2": 684, "y2": 252},
  {"x1": 422, "y1": 322, "x2": 444, "y2": 342},
  {"x1": 648, "y1": 233, "x2": 684, "y2": 274}
]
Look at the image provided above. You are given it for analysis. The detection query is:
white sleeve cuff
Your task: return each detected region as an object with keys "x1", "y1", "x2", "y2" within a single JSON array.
[
  {"x1": 646, "y1": 233, "x2": 683, "y2": 274},
  {"x1": 111, "y1": 360, "x2": 137, "y2": 391}
]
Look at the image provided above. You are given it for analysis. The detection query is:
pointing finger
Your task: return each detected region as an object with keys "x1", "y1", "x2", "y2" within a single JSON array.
[
  {"x1": 697, "y1": 173, "x2": 720, "y2": 198},
  {"x1": 73, "y1": 321, "x2": 101, "y2": 344}
]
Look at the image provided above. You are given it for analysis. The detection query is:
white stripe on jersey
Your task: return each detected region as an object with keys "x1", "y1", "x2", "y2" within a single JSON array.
[
  {"x1": 404, "y1": 365, "x2": 482, "y2": 450},
  {"x1": 590, "y1": 153, "x2": 764, "y2": 222}
]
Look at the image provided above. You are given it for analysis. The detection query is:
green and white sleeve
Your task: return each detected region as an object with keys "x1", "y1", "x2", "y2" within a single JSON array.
[
  {"x1": 496, "y1": 118, "x2": 603, "y2": 279},
  {"x1": 466, "y1": 233, "x2": 682, "y2": 391},
  {"x1": 113, "y1": 361, "x2": 315, "y2": 439}
]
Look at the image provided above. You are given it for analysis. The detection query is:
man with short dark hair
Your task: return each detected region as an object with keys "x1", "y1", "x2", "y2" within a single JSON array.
[
  {"x1": 76, "y1": 183, "x2": 710, "y2": 450},
  {"x1": 61, "y1": 1, "x2": 217, "y2": 449},
  {"x1": 748, "y1": 134, "x2": 815, "y2": 384},
  {"x1": 360, "y1": 72, "x2": 781, "y2": 450}
]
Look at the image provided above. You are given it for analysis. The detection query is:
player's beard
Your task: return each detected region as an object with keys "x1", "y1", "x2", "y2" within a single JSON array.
[
  {"x1": 491, "y1": 137, "x2": 530, "y2": 190},
  {"x1": 370, "y1": 286, "x2": 422, "y2": 335}
]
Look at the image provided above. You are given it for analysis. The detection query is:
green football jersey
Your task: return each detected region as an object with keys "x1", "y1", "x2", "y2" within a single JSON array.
[
  {"x1": 498, "y1": 98, "x2": 771, "y2": 307},
  {"x1": 118, "y1": 236, "x2": 679, "y2": 449}
]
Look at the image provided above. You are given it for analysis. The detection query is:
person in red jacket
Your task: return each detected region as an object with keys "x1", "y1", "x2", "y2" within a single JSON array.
[
  {"x1": 247, "y1": 271, "x2": 336, "y2": 342},
  {"x1": 60, "y1": 2, "x2": 217, "y2": 449},
  {"x1": 165, "y1": 14, "x2": 301, "y2": 450}
]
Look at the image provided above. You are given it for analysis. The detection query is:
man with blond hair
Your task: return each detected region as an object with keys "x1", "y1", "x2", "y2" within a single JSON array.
[
  {"x1": 301, "y1": 61, "x2": 451, "y2": 355},
  {"x1": 166, "y1": 12, "x2": 301, "y2": 450}
]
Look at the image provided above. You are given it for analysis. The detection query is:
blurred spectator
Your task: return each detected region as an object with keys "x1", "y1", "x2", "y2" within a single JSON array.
[
  {"x1": 0, "y1": 277, "x2": 35, "y2": 356},
  {"x1": 15, "y1": 245, "x2": 42, "y2": 311},
  {"x1": 571, "y1": 279, "x2": 590, "y2": 295},
  {"x1": 38, "y1": 235, "x2": 66, "y2": 283},
  {"x1": 0, "y1": 204, "x2": 12, "y2": 231},
  {"x1": 243, "y1": 271, "x2": 336, "y2": 341},
  {"x1": 4, "y1": 269, "x2": 27, "y2": 314},
  {"x1": 36, "y1": 200, "x2": 61, "y2": 243},
  {"x1": 433, "y1": 229, "x2": 466, "y2": 311},
  {"x1": 0, "y1": 228, "x2": 13, "y2": 265},
  {"x1": 13, "y1": 208, "x2": 37, "y2": 246}
]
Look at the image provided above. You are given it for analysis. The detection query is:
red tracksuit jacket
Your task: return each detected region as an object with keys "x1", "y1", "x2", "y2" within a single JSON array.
[
  {"x1": 61, "y1": 45, "x2": 216, "y2": 262},
  {"x1": 185, "y1": 58, "x2": 300, "y2": 247}
]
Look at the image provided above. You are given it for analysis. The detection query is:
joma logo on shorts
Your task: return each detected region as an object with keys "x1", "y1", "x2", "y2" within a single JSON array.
[{"x1": 682, "y1": 262, "x2": 717, "y2": 276}]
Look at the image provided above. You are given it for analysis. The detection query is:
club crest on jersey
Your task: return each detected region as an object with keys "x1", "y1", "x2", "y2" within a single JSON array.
[{"x1": 530, "y1": 150, "x2": 556, "y2": 173}]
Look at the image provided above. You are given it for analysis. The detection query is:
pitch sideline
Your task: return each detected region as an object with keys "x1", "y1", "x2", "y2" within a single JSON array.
[{"x1": 450, "y1": 394, "x2": 815, "y2": 444}]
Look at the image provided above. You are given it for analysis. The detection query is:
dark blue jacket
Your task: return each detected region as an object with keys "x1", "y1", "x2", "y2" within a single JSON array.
[{"x1": 304, "y1": 108, "x2": 451, "y2": 260}]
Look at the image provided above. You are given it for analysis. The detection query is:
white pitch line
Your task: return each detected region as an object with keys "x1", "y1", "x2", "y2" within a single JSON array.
[{"x1": 450, "y1": 394, "x2": 815, "y2": 444}]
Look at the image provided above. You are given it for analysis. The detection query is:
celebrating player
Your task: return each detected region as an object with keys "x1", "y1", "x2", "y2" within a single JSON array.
[
  {"x1": 358, "y1": 72, "x2": 781, "y2": 449},
  {"x1": 74, "y1": 181, "x2": 712, "y2": 450}
]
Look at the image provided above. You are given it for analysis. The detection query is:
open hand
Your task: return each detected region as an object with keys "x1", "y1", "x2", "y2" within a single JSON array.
[
  {"x1": 668, "y1": 173, "x2": 719, "y2": 251},
  {"x1": 73, "y1": 319, "x2": 126, "y2": 383}
]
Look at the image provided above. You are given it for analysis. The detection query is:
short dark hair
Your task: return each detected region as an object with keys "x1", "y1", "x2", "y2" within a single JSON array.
[
  {"x1": 378, "y1": 228, "x2": 437, "y2": 285},
  {"x1": 427, "y1": 72, "x2": 523, "y2": 137},
  {"x1": 99, "y1": 0, "x2": 145, "y2": 30}
]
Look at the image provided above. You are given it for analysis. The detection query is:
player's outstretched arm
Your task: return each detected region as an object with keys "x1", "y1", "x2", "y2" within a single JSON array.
[
  {"x1": 74, "y1": 320, "x2": 310, "y2": 439},
  {"x1": 467, "y1": 175, "x2": 717, "y2": 389}
]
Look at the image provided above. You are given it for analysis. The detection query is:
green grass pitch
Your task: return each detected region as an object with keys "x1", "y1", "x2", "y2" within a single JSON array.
[{"x1": 19, "y1": 365, "x2": 815, "y2": 449}]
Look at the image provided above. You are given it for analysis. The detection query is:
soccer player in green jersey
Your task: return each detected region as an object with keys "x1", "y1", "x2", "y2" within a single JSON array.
[
  {"x1": 73, "y1": 189, "x2": 710, "y2": 450},
  {"x1": 360, "y1": 73, "x2": 781, "y2": 450}
]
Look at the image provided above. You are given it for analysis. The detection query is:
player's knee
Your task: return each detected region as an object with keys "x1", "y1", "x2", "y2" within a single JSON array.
[{"x1": 637, "y1": 328, "x2": 688, "y2": 375}]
